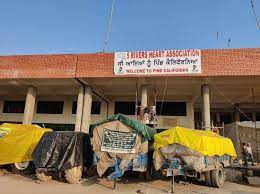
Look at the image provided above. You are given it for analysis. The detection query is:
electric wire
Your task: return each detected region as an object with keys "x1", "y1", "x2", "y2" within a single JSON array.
[
  {"x1": 251, "y1": 0, "x2": 260, "y2": 30},
  {"x1": 207, "y1": 78, "x2": 252, "y2": 121},
  {"x1": 159, "y1": 77, "x2": 168, "y2": 116}
]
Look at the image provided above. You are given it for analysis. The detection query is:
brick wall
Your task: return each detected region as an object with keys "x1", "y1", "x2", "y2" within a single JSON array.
[
  {"x1": 0, "y1": 54, "x2": 77, "y2": 78},
  {"x1": 202, "y1": 48, "x2": 260, "y2": 76},
  {"x1": 0, "y1": 48, "x2": 259, "y2": 79},
  {"x1": 76, "y1": 53, "x2": 114, "y2": 78},
  {"x1": 76, "y1": 48, "x2": 260, "y2": 77}
]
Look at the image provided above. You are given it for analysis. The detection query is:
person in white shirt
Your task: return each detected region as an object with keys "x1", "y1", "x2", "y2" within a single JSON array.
[
  {"x1": 246, "y1": 143, "x2": 255, "y2": 166},
  {"x1": 242, "y1": 143, "x2": 249, "y2": 167}
]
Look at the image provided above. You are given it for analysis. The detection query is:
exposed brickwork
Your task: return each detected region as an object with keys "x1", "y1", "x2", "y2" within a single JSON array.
[
  {"x1": 76, "y1": 48, "x2": 260, "y2": 77},
  {"x1": 77, "y1": 53, "x2": 114, "y2": 78},
  {"x1": 202, "y1": 48, "x2": 260, "y2": 76},
  {"x1": 0, "y1": 54, "x2": 77, "y2": 79},
  {"x1": 0, "y1": 48, "x2": 259, "y2": 79}
]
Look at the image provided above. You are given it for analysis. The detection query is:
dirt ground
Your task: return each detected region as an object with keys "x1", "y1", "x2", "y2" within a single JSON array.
[{"x1": 0, "y1": 170, "x2": 259, "y2": 194}]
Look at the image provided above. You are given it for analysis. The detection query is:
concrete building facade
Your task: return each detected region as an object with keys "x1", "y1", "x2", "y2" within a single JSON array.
[{"x1": 0, "y1": 48, "x2": 260, "y2": 132}]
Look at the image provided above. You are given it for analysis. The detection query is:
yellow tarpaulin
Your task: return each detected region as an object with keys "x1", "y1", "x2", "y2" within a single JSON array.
[
  {"x1": 154, "y1": 126, "x2": 237, "y2": 157},
  {"x1": 0, "y1": 123, "x2": 51, "y2": 165}
]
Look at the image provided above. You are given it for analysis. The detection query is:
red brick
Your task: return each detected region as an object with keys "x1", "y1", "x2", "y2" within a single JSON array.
[
  {"x1": 0, "y1": 54, "x2": 77, "y2": 79},
  {"x1": 0, "y1": 48, "x2": 259, "y2": 79}
]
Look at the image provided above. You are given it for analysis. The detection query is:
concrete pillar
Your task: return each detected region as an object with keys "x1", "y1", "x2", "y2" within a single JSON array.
[
  {"x1": 234, "y1": 103, "x2": 240, "y2": 122},
  {"x1": 23, "y1": 86, "x2": 37, "y2": 124},
  {"x1": 81, "y1": 86, "x2": 92, "y2": 133},
  {"x1": 141, "y1": 85, "x2": 148, "y2": 107},
  {"x1": 75, "y1": 86, "x2": 84, "y2": 131},
  {"x1": 201, "y1": 84, "x2": 211, "y2": 130},
  {"x1": 108, "y1": 101, "x2": 115, "y2": 116},
  {"x1": 140, "y1": 85, "x2": 149, "y2": 123},
  {"x1": 63, "y1": 97, "x2": 72, "y2": 124},
  {"x1": 187, "y1": 102, "x2": 195, "y2": 129}
]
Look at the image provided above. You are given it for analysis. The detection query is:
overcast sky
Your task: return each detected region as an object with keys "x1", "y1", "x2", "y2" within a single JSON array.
[{"x1": 0, "y1": 0, "x2": 260, "y2": 55}]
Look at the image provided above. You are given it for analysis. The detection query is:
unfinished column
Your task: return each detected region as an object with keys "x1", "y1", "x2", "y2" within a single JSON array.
[
  {"x1": 141, "y1": 85, "x2": 148, "y2": 107},
  {"x1": 23, "y1": 86, "x2": 37, "y2": 124},
  {"x1": 234, "y1": 103, "x2": 240, "y2": 122},
  {"x1": 108, "y1": 101, "x2": 115, "y2": 116},
  {"x1": 187, "y1": 101, "x2": 195, "y2": 129},
  {"x1": 140, "y1": 85, "x2": 148, "y2": 123},
  {"x1": 201, "y1": 84, "x2": 211, "y2": 130},
  {"x1": 75, "y1": 85, "x2": 84, "y2": 131},
  {"x1": 81, "y1": 86, "x2": 92, "y2": 133}
]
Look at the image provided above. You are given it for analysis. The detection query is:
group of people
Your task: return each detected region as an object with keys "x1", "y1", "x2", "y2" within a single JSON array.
[{"x1": 242, "y1": 142, "x2": 255, "y2": 167}]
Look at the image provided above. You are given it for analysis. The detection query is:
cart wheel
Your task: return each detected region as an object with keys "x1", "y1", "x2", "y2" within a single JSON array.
[
  {"x1": 65, "y1": 166, "x2": 82, "y2": 184},
  {"x1": 204, "y1": 171, "x2": 212, "y2": 186},
  {"x1": 36, "y1": 171, "x2": 52, "y2": 182},
  {"x1": 210, "y1": 165, "x2": 225, "y2": 188},
  {"x1": 10, "y1": 161, "x2": 35, "y2": 175}
]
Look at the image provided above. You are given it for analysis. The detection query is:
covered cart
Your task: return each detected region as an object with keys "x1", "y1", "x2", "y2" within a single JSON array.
[
  {"x1": 0, "y1": 123, "x2": 51, "y2": 174},
  {"x1": 153, "y1": 126, "x2": 237, "y2": 188},
  {"x1": 32, "y1": 131, "x2": 92, "y2": 183},
  {"x1": 90, "y1": 113, "x2": 155, "y2": 181}
]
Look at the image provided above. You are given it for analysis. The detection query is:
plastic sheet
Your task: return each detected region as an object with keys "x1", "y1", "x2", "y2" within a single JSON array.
[
  {"x1": 91, "y1": 117, "x2": 149, "y2": 180},
  {"x1": 32, "y1": 131, "x2": 92, "y2": 171},
  {"x1": 160, "y1": 144, "x2": 203, "y2": 158},
  {"x1": 153, "y1": 144, "x2": 205, "y2": 171},
  {"x1": 0, "y1": 123, "x2": 51, "y2": 165},
  {"x1": 154, "y1": 126, "x2": 237, "y2": 157},
  {"x1": 90, "y1": 113, "x2": 156, "y2": 140}
]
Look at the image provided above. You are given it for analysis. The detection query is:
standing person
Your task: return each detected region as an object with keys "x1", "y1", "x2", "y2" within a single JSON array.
[
  {"x1": 246, "y1": 143, "x2": 255, "y2": 166},
  {"x1": 241, "y1": 142, "x2": 249, "y2": 167}
]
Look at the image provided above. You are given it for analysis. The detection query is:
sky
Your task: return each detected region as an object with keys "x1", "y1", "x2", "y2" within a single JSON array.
[{"x1": 0, "y1": 0, "x2": 260, "y2": 55}]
